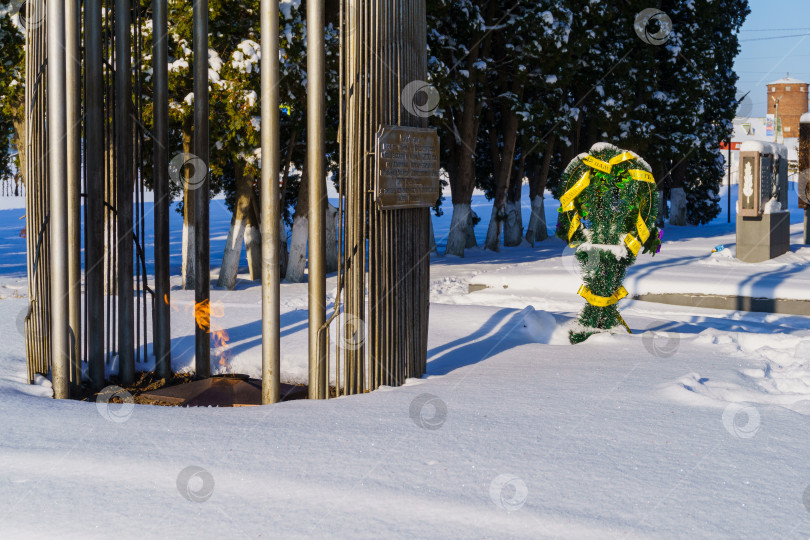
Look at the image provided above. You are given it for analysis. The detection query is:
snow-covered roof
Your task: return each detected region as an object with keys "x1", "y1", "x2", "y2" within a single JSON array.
[
  {"x1": 740, "y1": 140, "x2": 788, "y2": 158},
  {"x1": 731, "y1": 117, "x2": 798, "y2": 161},
  {"x1": 767, "y1": 76, "x2": 807, "y2": 85}
]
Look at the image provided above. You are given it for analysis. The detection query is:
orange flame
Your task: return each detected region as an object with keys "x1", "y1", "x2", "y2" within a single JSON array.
[
  {"x1": 212, "y1": 327, "x2": 231, "y2": 370},
  {"x1": 194, "y1": 299, "x2": 231, "y2": 372}
]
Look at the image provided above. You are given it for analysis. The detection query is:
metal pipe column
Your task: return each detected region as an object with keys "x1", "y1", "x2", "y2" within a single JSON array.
[
  {"x1": 153, "y1": 0, "x2": 172, "y2": 378},
  {"x1": 48, "y1": 0, "x2": 70, "y2": 398},
  {"x1": 66, "y1": 0, "x2": 82, "y2": 389},
  {"x1": 85, "y1": 0, "x2": 105, "y2": 389},
  {"x1": 193, "y1": 0, "x2": 211, "y2": 378},
  {"x1": 307, "y1": 0, "x2": 327, "y2": 399},
  {"x1": 261, "y1": 0, "x2": 281, "y2": 404},
  {"x1": 116, "y1": 0, "x2": 135, "y2": 386}
]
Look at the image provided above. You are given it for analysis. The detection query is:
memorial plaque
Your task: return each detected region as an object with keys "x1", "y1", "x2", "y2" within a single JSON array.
[
  {"x1": 738, "y1": 152, "x2": 761, "y2": 217},
  {"x1": 375, "y1": 126, "x2": 440, "y2": 210}
]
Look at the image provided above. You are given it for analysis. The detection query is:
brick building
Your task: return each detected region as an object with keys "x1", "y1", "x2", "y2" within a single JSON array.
[{"x1": 767, "y1": 75, "x2": 809, "y2": 137}]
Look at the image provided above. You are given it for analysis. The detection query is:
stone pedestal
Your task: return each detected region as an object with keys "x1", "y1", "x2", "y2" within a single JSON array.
[{"x1": 736, "y1": 211, "x2": 790, "y2": 262}]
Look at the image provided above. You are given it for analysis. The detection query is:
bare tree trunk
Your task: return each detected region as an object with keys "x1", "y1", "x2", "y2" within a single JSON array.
[
  {"x1": 181, "y1": 126, "x2": 195, "y2": 289},
  {"x1": 217, "y1": 161, "x2": 253, "y2": 289}
]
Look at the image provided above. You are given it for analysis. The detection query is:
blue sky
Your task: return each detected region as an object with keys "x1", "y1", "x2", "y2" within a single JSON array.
[{"x1": 733, "y1": 0, "x2": 810, "y2": 117}]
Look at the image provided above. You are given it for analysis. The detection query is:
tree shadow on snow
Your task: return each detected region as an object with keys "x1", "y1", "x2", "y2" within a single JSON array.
[{"x1": 426, "y1": 307, "x2": 535, "y2": 376}]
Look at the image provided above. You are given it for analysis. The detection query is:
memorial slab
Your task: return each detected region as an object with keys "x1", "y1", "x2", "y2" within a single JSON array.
[{"x1": 374, "y1": 126, "x2": 440, "y2": 210}]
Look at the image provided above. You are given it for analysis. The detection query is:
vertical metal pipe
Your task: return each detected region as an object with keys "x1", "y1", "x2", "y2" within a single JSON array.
[
  {"x1": 49, "y1": 0, "x2": 70, "y2": 398},
  {"x1": 307, "y1": 0, "x2": 327, "y2": 399},
  {"x1": 336, "y1": 0, "x2": 344, "y2": 398},
  {"x1": 116, "y1": 0, "x2": 135, "y2": 386},
  {"x1": 261, "y1": 0, "x2": 281, "y2": 404},
  {"x1": 66, "y1": 0, "x2": 82, "y2": 389},
  {"x1": 85, "y1": 0, "x2": 104, "y2": 390},
  {"x1": 153, "y1": 0, "x2": 171, "y2": 378},
  {"x1": 193, "y1": 0, "x2": 211, "y2": 378},
  {"x1": 23, "y1": 16, "x2": 33, "y2": 382}
]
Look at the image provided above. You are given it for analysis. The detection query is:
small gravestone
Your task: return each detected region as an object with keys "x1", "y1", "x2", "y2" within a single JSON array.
[{"x1": 736, "y1": 141, "x2": 790, "y2": 262}]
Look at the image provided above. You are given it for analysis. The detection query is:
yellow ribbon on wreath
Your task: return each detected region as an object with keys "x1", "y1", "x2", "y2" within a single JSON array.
[
  {"x1": 577, "y1": 285, "x2": 628, "y2": 307},
  {"x1": 560, "y1": 154, "x2": 656, "y2": 251},
  {"x1": 621, "y1": 169, "x2": 655, "y2": 256},
  {"x1": 577, "y1": 285, "x2": 633, "y2": 334}
]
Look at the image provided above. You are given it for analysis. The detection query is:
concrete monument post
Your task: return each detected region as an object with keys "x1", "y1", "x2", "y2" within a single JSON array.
[{"x1": 736, "y1": 141, "x2": 790, "y2": 262}]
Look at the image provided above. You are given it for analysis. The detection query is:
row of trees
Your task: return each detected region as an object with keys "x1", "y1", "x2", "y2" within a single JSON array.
[
  {"x1": 429, "y1": 0, "x2": 749, "y2": 255},
  {"x1": 0, "y1": 0, "x2": 749, "y2": 280}
]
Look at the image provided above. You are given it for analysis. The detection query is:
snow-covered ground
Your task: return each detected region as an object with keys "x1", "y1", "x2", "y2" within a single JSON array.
[{"x1": 1, "y1": 185, "x2": 810, "y2": 538}]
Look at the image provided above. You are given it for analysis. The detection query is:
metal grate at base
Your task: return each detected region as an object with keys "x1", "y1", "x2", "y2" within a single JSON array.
[{"x1": 139, "y1": 374, "x2": 308, "y2": 407}]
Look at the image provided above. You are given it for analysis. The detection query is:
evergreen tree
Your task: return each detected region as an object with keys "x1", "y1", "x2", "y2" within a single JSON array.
[{"x1": 0, "y1": 5, "x2": 25, "y2": 192}]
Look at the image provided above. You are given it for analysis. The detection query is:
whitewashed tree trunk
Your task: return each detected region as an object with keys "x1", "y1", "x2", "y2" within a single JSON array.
[
  {"x1": 445, "y1": 203, "x2": 472, "y2": 257},
  {"x1": 285, "y1": 214, "x2": 308, "y2": 283},
  {"x1": 244, "y1": 213, "x2": 261, "y2": 281},
  {"x1": 503, "y1": 200, "x2": 523, "y2": 247},
  {"x1": 217, "y1": 166, "x2": 252, "y2": 289},
  {"x1": 181, "y1": 212, "x2": 194, "y2": 289},
  {"x1": 217, "y1": 215, "x2": 246, "y2": 290},
  {"x1": 180, "y1": 160, "x2": 195, "y2": 290},
  {"x1": 669, "y1": 187, "x2": 687, "y2": 226},
  {"x1": 325, "y1": 202, "x2": 339, "y2": 273},
  {"x1": 525, "y1": 195, "x2": 548, "y2": 245},
  {"x1": 484, "y1": 203, "x2": 505, "y2": 252}
]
